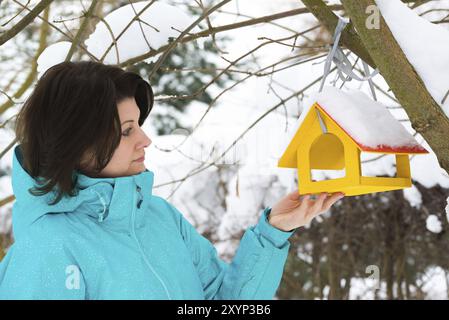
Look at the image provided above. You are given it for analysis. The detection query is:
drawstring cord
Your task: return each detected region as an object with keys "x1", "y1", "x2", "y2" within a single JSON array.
[{"x1": 90, "y1": 189, "x2": 108, "y2": 222}]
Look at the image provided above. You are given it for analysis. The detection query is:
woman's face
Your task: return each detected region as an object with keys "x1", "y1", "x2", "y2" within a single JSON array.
[{"x1": 80, "y1": 97, "x2": 152, "y2": 178}]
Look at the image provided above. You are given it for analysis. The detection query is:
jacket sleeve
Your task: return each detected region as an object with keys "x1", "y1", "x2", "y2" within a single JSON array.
[
  {"x1": 169, "y1": 204, "x2": 297, "y2": 300},
  {"x1": 0, "y1": 235, "x2": 87, "y2": 300}
]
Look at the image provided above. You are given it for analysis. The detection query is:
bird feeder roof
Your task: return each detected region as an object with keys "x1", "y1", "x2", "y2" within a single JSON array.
[{"x1": 297, "y1": 86, "x2": 428, "y2": 154}]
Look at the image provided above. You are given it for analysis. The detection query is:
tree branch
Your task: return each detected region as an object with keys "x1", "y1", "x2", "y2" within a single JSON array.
[
  {"x1": 65, "y1": 0, "x2": 99, "y2": 61},
  {"x1": 0, "y1": 5, "x2": 51, "y2": 115},
  {"x1": 118, "y1": 5, "x2": 341, "y2": 67},
  {"x1": 301, "y1": 0, "x2": 377, "y2": 68},
  {"x1": 299, "y1": 0, "x2": 438, "y2": 69},
  {"x1": 0, "y1": 0, "x2": 53, "y2": 46}
]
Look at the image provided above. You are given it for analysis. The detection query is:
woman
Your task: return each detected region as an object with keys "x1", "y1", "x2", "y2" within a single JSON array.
[{"x1": 0, "y1": 61, "x2": 344, "y2": 299}]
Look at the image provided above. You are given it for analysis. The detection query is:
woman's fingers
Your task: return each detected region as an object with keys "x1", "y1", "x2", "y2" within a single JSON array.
[
  {"x1": 322, "y1": 192, "x2": 345, "y2": 211},
  {"x1": 299, "y1": 194, "x2": 312, "y2": 210},
  {"x1": 287, "y1": 189, "x2": 300, "y2": 201},
  {"x1": 295, "y1": 191, "x2": 344, "y2": 211},
  {"x1": 309, "y1": 193, "x2": 328, "y2": 214},
  {"x1": 301, "y1": 192, "x2": 344, "y2": 218}
]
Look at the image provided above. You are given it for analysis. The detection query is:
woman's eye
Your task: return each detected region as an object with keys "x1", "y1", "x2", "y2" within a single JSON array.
[{"x1": 122, "y1": 128, "x2": 132, "y2": 137}]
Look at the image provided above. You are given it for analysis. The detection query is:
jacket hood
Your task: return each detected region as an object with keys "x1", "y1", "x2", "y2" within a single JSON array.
[{"x1": 11, "y1": 144, "x2": 155, "y2": 239}]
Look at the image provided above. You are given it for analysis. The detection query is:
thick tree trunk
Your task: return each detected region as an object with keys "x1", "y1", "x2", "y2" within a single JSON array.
[
  {"x1": 326, "y1": 216, "x2": 341, "y2": 299},
  {"x1": 383, "y1": 205, "x2": 395, "y2": 299}
]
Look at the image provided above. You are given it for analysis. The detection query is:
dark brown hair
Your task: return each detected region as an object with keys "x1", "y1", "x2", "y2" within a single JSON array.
[{"x1": 15, "y1": 61, "x2": 154, "y2": 205}]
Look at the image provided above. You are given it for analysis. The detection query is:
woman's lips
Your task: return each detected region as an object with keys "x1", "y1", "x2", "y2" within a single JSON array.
[{"x1": 134, "y1": 156, "x2": 145, "y2": 162}]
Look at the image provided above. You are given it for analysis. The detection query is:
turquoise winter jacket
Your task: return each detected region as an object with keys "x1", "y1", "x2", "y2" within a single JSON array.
[{"x1": 0, "y1": 145, "x2": 297, "y2": 299}]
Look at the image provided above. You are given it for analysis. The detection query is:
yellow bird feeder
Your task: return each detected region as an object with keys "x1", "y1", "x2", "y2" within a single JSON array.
[{"x1": 278, "y1": 87, "x2": 429, "y2": 197}]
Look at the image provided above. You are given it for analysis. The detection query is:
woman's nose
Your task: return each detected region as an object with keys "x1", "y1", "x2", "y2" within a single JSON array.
[{"x1": 141, "y1": 132, "x2": 152, "y2": 148}]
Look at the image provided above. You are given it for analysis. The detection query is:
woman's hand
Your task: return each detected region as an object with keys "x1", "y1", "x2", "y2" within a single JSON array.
[{"x1": 268, "y1": 191, "x2": 345, "y2": 232}]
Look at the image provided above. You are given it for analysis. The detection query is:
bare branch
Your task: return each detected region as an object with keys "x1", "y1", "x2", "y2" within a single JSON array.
[
  {"x1": 301, "y1": 0, "x2": 376, "y2": 68},
  {"x1": 147, "y1": 0, "x2": 233, "y2": 80},
  {"x1": 0, "y1": 0, "x2": 53, "y2": 46},
  {"x1": 65, "y1": 0, "x2": 99, "y2": 61},
  {"x1": 119, "y1": 6, "x2": 337, "y2": 67}
]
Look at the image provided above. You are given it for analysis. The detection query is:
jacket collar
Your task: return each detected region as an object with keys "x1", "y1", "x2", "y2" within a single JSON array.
[{"x1": 11, "y1": 144, "x2": 154, "y2": 237}]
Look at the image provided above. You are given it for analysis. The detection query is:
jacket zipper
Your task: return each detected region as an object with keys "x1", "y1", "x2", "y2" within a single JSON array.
[{"x1": 131, "y1": 185, "x2": 172, "y2": 300}]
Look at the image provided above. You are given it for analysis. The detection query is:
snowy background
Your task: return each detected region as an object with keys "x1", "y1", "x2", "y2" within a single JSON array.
[{"x1": 1, "y1": 0, "x2": 449, "y2": 299}]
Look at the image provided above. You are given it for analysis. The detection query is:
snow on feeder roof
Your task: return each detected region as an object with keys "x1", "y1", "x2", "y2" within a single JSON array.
[{"x1": 312, "y1": 86, "x2": 428, "y2": 154}]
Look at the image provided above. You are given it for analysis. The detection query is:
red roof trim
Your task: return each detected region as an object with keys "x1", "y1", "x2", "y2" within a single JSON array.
[{"x1": 315, "y1": 103, "x2": 429, "y2": 154}]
